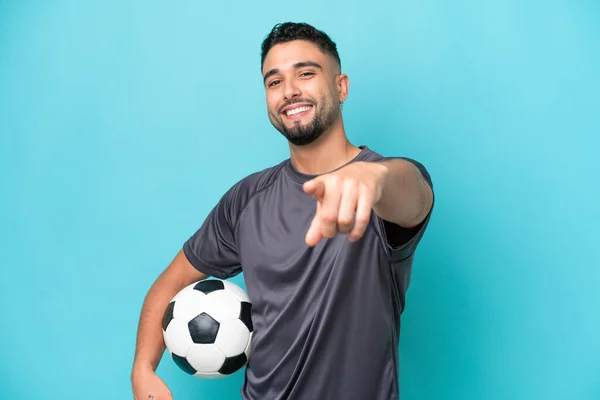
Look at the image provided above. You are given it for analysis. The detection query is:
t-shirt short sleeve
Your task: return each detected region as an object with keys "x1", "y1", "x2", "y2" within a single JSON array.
[
  {"x1": 183, "y1": 186, "x2": 243, "y2": 279},
  {"x1": 377, "y1": 157, "x2": 434, "y2": 262}
]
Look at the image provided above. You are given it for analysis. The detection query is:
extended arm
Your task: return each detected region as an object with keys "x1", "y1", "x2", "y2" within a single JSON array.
[{"x1": 373, "y1": 158, "x2": 433, "y2": 228}]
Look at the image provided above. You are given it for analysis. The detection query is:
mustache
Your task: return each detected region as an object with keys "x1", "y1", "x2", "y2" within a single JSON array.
[{"x1": 278, "y1": 98, "x2": 317, "y2": 114}]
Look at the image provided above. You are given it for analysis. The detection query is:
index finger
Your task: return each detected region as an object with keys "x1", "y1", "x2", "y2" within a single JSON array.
[
  {"x1": 349, "y1": 184, "x2": 373, "y2": 242},
  {"x1": 303, "y1": 178, "x2": 326, "y2": 199}
]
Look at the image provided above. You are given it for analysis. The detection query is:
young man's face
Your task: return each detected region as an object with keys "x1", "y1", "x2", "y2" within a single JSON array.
[{"x1": 262, "y1": 40, "x2": 347, "y2": 146}]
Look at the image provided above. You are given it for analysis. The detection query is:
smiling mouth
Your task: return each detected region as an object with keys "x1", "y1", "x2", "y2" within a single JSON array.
[{"x1": 284, "y1": 105, "x2": 313, "y2": 117}]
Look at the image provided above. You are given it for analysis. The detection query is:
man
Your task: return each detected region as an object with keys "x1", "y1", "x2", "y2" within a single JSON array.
[{"x1": 131, "y1": 22, "x2": 434, "y2": 400}]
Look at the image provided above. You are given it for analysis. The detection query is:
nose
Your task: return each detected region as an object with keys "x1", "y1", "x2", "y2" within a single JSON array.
[{"x1": 283, "y1": 80, "x2": 301, "y2": 100}]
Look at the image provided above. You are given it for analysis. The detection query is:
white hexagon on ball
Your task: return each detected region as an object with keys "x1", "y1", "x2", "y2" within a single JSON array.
[
  {"x1": 215, "y1": 319, "x2": 250, "y2": 357},
  {"x1": 186, "y1": 343, "x2": 226, "y2": 374},
  {"x1": 172, "y1": 289, "x2": 208, "y2": 322},
  {"x1": 163, "y1": 319, "x2": 193, "y2": 357},
  {"x1": 204, "y1": 290, "x2": 242, "y2": 323}
]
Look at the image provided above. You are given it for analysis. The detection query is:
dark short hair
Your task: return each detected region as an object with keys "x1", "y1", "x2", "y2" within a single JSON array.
[{"x1": 260, "y1": 22, "x2": 341, "y2": 70}]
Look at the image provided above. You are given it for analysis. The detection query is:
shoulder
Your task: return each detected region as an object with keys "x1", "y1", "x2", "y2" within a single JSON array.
[
  {"x1": 222, "y1": 160, "x2": 287, "y2": 209},
  {"x1": 361, "y1": 146, "x2": 432, "y2": 186},
  {"x1": 360, "y1": 147, "x2": 386, "y2": 162}
]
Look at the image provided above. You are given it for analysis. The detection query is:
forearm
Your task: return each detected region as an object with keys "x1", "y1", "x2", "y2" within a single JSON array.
[
  {"x1": 373, "y1": 158, "x2": 432, "y2": 228},
  {"x1": 132, "y1": 273, "x2": 176, "y2": 373},
  {"x1": 132, "y1": 250, "x2": 208, "y2": 376}
]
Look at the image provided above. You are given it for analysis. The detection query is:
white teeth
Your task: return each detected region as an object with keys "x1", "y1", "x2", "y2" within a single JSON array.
[{"x1": 286, "y1": 106, "x2": 311, "y2": 116}]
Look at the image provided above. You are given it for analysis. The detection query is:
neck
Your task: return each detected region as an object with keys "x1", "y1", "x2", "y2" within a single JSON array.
[{"x1": 288, "y1": 118, "x2": 362, "y2": 175}]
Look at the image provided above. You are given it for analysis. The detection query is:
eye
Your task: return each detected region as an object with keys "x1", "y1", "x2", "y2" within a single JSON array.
[
  {"x1": 268, "y1": 79, "x2": 281, "y2": 87},
  {"x1": 300, "y1": 72, "x2": 315, "y2": 78}
]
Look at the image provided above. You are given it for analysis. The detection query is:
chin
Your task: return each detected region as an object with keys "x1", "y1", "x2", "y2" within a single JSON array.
[{"x1": 287, "y1": 131, "x2": 324, "y2": 147}]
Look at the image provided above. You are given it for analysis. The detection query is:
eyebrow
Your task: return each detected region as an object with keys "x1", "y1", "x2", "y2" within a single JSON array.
[{"x1": 263, "y1": 61, "x2": 323, "y2": 84}]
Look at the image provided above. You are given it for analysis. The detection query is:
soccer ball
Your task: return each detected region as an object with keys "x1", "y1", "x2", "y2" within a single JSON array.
[{"x1": 161, "y1": 279, "x2": 253, "y2": 378}]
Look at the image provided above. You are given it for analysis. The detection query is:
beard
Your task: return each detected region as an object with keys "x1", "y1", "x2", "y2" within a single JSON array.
[{"x1": 269, "y1": 95, "x2": 339, "y2": 146}]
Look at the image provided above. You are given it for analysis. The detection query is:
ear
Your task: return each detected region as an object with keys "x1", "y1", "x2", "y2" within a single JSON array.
[{"x1": 336, "y1": 74, "x2": 349, "y2": 104}]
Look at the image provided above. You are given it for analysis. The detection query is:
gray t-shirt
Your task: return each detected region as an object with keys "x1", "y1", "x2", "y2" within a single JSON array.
[{"x1": 183, "y1": 146, "x2": 434, "y2": 400}]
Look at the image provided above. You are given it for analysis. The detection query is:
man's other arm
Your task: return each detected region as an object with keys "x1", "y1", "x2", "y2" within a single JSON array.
[{"x1": 131, "y1": 250, "x2": 207, "y2": 400}]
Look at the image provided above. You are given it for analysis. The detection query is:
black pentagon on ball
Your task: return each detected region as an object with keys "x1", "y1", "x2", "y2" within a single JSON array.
[
  {"x1": 188, "y1": 312, "x2": 220, "y2": 344},
  {"x1": 162, "y1": 301, "x2": 175, "y2": 331},
  {"x1": 239, "y1": 301, "x2": 253, "y2": 332},
  {"x1": 193, "y1": 279, "x2": 224, "y2": 294},
  {"x1": 219, "y1": 353, "x2": 247, "y2": 375},
  {"x1": 172, "y1": 353, "x2": 197, "y2": 375}
]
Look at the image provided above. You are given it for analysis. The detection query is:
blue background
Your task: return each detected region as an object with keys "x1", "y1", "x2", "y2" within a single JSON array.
[{"x1": 1, "y1": 1, "x2": 598, "y2": 399}]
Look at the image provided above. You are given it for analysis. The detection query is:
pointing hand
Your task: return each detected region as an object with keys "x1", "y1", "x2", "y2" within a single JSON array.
[{"x1": 303, "y1": 161, "x2": 387, "y2": 247}]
